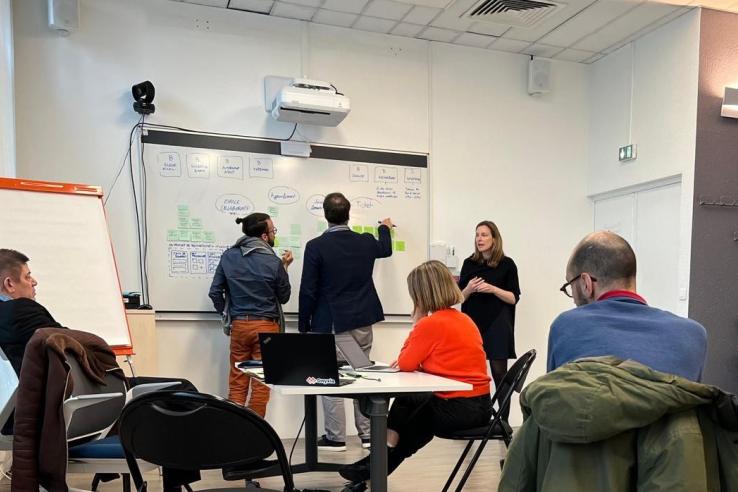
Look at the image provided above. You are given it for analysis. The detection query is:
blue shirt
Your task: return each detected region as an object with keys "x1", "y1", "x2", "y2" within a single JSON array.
[{"x1": 547, "y1": 296, "x2": 707, "y2": 381}]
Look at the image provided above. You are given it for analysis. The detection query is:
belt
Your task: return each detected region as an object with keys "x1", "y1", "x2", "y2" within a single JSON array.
[{"x1": 234, "y1": 315, "x2": 278, "y2": 322}]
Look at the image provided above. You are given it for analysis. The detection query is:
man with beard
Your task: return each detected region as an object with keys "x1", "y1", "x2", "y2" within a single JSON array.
[{"x1": 209, "y1": 213, "x2": 293, "y2": 416}]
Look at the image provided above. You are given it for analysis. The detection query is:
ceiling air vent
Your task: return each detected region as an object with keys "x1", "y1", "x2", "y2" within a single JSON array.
[{"x1": 461, "y1": 0, "x2": 564, "y2": 28}]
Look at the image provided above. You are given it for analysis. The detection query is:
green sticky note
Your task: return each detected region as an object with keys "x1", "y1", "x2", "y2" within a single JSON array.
[
  {"x1": 290, "y1": 224, "x2": 301, "y2": 235},
  {"x1": 177, "y1": 205, "x2": 189, "y2": 218},
  {"x1": 178, "y1": 230, "x2": 191, "y2": 242},
  {"x1": 395, "y1": 241, "x2": 406, "y2": 252},
  {"x1": 178, "y1": 217, "x2": 189, "y2": 229},
  {"x1": 293, "y1": 249, "x2": 302, "y2": 260},
  {"x1": 190, "y1": 218, "x2": 203, "y2": 229},
  {"x1": 352, "y1": 226, "x2": 363, "y2": 233},
  {"x1": 273, "y1": 237, "x2": 280, "y2": 248},
  {"x1": 318, "y1": 222, "x2": 328, "y2": 232},
  {"x1": 268, "y1": 206, "x2": 279, "y2": 217},
  {"x1": 364, "y1": 226, "x2": 376, "y2": 235},
  {"x1": 167, "y1": 230, "x2": 178, "y2": 241},
  {"x1": 391, "y1": 228, "x2": 396, "y2": 238},
  {"x1": 190, "y1": 230, "x2": 204, "y2": 242},
  {"x1": 204, "y1": 232, "x2": 215, "y2": 243}
]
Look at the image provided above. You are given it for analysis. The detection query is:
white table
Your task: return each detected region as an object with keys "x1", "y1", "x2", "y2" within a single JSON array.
[{"x1": 246, "y1": 369, "x2": 471, "y2": 492}]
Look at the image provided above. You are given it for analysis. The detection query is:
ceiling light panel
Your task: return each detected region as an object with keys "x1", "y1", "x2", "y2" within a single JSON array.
[
  {"x1": 430, "y1": 10, "x2": 475, "y2": 30},
  {"x1": 364, "y1": 0, "x2": 414, "y2": 20}
]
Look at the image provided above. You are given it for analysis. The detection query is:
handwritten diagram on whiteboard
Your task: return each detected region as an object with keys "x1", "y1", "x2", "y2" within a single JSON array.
[{"x1": 144, "y1": 133, "x2": 428, "y2": 314}]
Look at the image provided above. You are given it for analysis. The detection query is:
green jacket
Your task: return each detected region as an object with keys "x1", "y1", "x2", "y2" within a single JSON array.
[{"x1": 499, "y1": 357, "x2": 738, "y2": 492}]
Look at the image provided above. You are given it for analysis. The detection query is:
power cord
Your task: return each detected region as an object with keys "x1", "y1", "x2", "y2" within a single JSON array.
[{"x1": 288, "y1": 416, "x2": 306, "y2": 468}]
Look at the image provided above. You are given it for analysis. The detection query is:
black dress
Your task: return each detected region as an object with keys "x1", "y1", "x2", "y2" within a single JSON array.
[{"x1": 459, "y1": 256, "x2": 520, "y2": 360}]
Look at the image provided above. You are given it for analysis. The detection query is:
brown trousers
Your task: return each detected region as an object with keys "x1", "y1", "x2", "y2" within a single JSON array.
[{"x1": 229, "y1": 319, "x2": 279, "y2": 417}]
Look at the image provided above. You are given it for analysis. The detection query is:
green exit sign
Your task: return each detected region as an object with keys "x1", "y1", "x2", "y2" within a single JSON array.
[{"x1": 619, "y1": 144, "x2": 637, "y2": 162}]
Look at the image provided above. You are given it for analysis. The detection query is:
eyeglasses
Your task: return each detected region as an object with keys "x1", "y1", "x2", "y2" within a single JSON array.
[
  {"x1": 269, "y1": 228, "x2": 278, "y2": 234},
  {"x1": 559, "y1": 273, "x2": 597, "y2": 298}
]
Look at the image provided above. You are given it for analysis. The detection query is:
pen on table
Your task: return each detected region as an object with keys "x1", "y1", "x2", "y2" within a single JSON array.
[{"x1": 345, "y1": 371, "x2": 381, "y2": 382}]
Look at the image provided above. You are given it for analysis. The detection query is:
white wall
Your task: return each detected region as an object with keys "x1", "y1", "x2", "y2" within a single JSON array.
[
  {"x1": 588, "y1": 9, "x2": 700, "y2": 314},
  {"x1": 0, "y1": 0, "x2": 13, "y2": 177},
  {"x1": 12, "y1": 0, "x2": 591, "y2": 432}
]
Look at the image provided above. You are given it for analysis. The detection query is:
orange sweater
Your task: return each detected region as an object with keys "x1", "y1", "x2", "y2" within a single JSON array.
[{"x1": 397, "y1": 308, "x2": 491, "y2": 399}]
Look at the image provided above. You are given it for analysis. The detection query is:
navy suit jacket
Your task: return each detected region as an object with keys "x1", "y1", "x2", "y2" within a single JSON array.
[{"x1": 298, "y1": 225, "x2": 392, "y2": 333}]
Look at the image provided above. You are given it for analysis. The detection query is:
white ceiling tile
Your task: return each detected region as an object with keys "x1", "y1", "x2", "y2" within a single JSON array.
[
  {"x1": 364, "y1": 0, "x2": 413, "y2": 20},
  {"x1": 419, "y1": 26, "x2": 459, "y2": 41},
  {"x1": 601, "y1": 5, "x2": 691, "y2": 53},
  {"x1": 573, "y1": 2, "x2": 677, "y2": 52},
  {"x1": 583, "y1": 52, "x2": 605, "y2": 63},
  {"x1": 489, "y1": 37, "x2": 530, "y2": 52},
  {"x1": 271, "y1": 2, "x2": 317, "y2": 19},
  {"x1": 312, "y1": 9, "x2": 358, "y2": 26},
  {"x1": 555, "y1": 48, "x2": 596, "y2": 62},
  {"x1": 503, "y1": 0, "x2": 599, "y2": 42},
  {"x1": 453, "y1": 31, "x2": 496, "y2": 47},
  {"x1": 353, "y1": 15, "x2": 397, "y2": 32},
  {"x1": 402, "y1": 5, "x2": 443, "y2": 24},
  {"x1": 228, "y1": 0, "x2": 274, "y2": 13},
  {"x1": 430, "y1": 10, "x2": 474, "y2": 31},
  {"x1": 522, "y1": 44, "x2": 563, "y2": 57},
  {"x1": 280, "y1": 0, "x2": 323, "y2": 7},
  {"x1": 183, "y1": 0, "x2": 229, "y2": 6},
  {"x1": 395, "y1": 0, "x2": 453, "y2": 6},
  {"x1": 539, "y1": 0, "x2": 642, "y2": 47},
  {"x1": 468, "y1": 21, "x2": 510, "y2": 36},
  {"x1": 391, "y1": 22, "x2": 426, "y2": 36},
  {"x1": 321, "y1": 0, "x2": 369, "y2": 13}
]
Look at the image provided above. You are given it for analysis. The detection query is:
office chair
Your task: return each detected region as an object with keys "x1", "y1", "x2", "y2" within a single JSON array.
[
  {"x1": 437, "y1": 349, "x2": 537, "y2": 492},
  {"x1": 0, "y1": 348, "x2": 17, "y2": 452},
  {"x1": 119, "y1": 391, "x2": 297, "y2": 492}
]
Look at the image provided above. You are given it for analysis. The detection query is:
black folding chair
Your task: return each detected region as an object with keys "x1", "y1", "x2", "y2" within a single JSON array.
[
  {"x1": 437, "y1": 349, "x2": 537, "y2": 492},
  {"x1": 119, "y1": 391, "x2": 297, "y2": 492}
]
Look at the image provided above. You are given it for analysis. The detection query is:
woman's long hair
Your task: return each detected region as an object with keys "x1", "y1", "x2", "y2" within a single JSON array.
[{"x1": 470, "y1": 220, "x2": 505, "y2": 268}]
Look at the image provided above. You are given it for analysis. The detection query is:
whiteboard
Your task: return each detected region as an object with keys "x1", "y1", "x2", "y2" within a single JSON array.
[
  {"x1": 0, "y1": 180, "x2": 132, "y2": 350},
  {"x1": 142, "y1": 131, "x2": 429, "y2": 315}
]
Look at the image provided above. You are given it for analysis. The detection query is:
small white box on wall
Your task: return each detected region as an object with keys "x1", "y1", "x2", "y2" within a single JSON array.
[{"x1": 48, "y1": 0, "x2": 79, "y2": 35}]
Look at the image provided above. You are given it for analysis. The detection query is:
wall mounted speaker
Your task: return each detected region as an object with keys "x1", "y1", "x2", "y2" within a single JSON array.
[
  {"x1": 528, "y1": 58, "x2": 551, "y2": 96},
  {"x1": 48, "y1": 0, "x2": 79, "y2": 35}
]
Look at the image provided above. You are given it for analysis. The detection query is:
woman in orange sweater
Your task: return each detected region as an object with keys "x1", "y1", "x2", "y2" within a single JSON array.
[{"x1": 339, "y1": 260, "x2": 492, "y2": 483}]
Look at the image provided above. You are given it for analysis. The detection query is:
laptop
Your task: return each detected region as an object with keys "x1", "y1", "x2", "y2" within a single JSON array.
[
  {"x1": 335, "y1": 332, "x2": 400, "y2": 373},
  {"x1": 258, "y1": 333, "x2": 354, "y2": 386}
]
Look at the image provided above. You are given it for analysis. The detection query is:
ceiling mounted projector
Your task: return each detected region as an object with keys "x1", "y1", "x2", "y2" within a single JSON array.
[{"x1": 271, "y1": 78, "x2": 350, "y2": 127}]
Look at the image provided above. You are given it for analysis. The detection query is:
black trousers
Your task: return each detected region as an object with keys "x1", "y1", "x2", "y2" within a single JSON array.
[{"x1": 387, "y1": 393, "x2": 492, "y2": 461}]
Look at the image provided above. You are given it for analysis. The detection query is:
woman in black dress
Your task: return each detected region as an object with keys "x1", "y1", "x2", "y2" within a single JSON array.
[{"x1": 459, "y1": 220, "x2": 520, "y2": 417}]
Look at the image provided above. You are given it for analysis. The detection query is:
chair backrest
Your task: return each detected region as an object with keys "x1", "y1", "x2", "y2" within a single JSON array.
[
  {"x1": 65, "y1": 355, "x2": 127, "y2": 444},
  {"x1": 0, "y1": 347, "x2": 18, "y2": 443},
  {"x1": 119, "y1": 391, "x2": 294, "y2": 490},
  {"x1": 492, "y1": 349, "x2": 537, "y2": 417}
]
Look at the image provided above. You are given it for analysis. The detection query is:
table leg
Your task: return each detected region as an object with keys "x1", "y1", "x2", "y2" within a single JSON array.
[
  {"x1": 304, "y1": 394, "x2": 318, "y2": 467},
  {"x1": 361, "y1": 395, "x2": 390, "y2": 492}
]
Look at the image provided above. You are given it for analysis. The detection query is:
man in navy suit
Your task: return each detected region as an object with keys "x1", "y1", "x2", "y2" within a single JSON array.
[{"x1": 299, "y1": 192, "x2": 394, "y2": 451}]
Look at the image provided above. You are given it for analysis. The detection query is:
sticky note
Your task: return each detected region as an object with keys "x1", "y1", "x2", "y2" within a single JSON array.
[
  {"x1": 290, "y1": 224, "x2": 301, "y2": 235},
  {"x1": 167, "y1": 230, "x2": 179, "y2": 241},
  {"x1": 178, "y1": 217, "x2": 189, "y2": 229},
  {"x1": 364, "y1": 226, "x2": 377, "y2": 235},
  {"x1": 268, "y1": 206, "x2": 279, "y2": 217},
  {"x1": 390, "y1": 229, "x2": 396, "y2": 238},
  {"x1": 190, "y1": 231, "x2": 204, "y2": 242},
  {"x1": 204, "y1": 232, "x2": 215, "y2": 243},
  {"x1": 318, "y1": 222, "x2": 328, "y2": 232},
  {"x1": 273, "y1": 238, "x2": 280, "y2": 247},
  {"x1": 177, "y1": 205, "x2": 189, "y2": 218},
  {"x1": 395, "y1": 241, "x2": 406, "y2": 252},
  {"x1": 352, "y1": 226, "x2": 363, "y2": 233},
  {"x1": 190, "y1": 218, "x2": 203, "y2": 229},
  {"x1": 292, "y1": 249, "x2": 302, "y2": 260},
  {"x1": 178, "y1": 230, "x2": 191, "y2": 242}
]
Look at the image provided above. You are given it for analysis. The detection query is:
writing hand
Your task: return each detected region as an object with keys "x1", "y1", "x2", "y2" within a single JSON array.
[
  {"x1": 282, "y1": 250, "x2": 294, "y2": 268},
  {"x1": 380, "y1": 217, "x2": 394, "y2": 228}
]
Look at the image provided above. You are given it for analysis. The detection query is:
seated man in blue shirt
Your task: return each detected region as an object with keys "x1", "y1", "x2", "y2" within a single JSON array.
[{"x1": 548, "y1": 231, "x2": 707, "y2": 381}]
